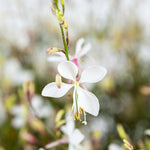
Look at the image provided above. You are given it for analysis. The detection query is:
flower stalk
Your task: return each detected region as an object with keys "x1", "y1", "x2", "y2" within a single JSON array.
[
  {"x1": 60, "y1": 25, "x2": 69, "y2": 60},
  {"x1": 45, "y1": 138, "x2": 69, "y2": 149},
  {"x1": 52, "y1": 0, "x2": 69, "y2": 61}
]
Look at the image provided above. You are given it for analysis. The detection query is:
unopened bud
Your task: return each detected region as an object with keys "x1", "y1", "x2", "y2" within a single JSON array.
[
  {"x1": 29, "y1": 119, "x2": 45, "y2": 133},
  {"x1": 47, "y1": 47, "x2": 65, "y2": 55},
  {"x1": 55, "y1": 110, "x2": 65, "y2": 129},
  {"x1": 123, "y1": 139, "x2": 133, "y2": 150},
  {"x1": 56, "y1": 9, "x2": 64, "y2": 25},
  {"x1": 47, "y1": 47, "x2": 59, "y2": 54},
  {"x1": 63, "y1": 19, "x2": 68, "y2": 29},
  {"x1": 60, "y1": 0, "x2": 65, "y2": 14},
  {"x1": 140, "y1": 86, "x2": 150, "y2": 95},
  {"x1": 60, "y1": 0, "x2": 64, "y2": 6},
  {"x1": 56, "y1": 109, "x2": 64, "y2": 122},
  {"x1": 21, "y1": 130, "x2": 37, "y2": 144},
  {"x1": 56, "y1": 74, "x2": 62, "y2": 88},
  {"x1": 117, "y1": 124, "x2": 129, "y2": 140},
  {"x1": 23, "y1": 81, "x2": 34, "y2": 102}
]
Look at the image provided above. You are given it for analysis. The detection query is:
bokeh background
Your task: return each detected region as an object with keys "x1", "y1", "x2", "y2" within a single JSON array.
[{"x1": 0, "y1": 0, "x2": 150, "y2": 150}]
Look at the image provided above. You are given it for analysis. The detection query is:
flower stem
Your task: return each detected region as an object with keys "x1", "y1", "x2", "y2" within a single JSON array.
[
  {"x1": 60, "y1": 25, "x2": 69, "y2": 60},
  {"x1": 45, "y1": 138, "x2": 69, "y2": 149},
  {"x1": 28, "y1": 101, "x2": 54, "y2": 137}
]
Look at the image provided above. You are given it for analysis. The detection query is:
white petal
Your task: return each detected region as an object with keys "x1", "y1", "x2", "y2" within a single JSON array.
[
  {"x1": 61, "y1": 113, "x2": 75, "y2": 136},
  {"x1": 47, "y1": 55, "x2": 65, "y2": 62},
  {"x1": 12, "y1": 117, "x2": 25, "y2": 129},
  {"x1": 47, "y1": 52, "x2": 66, "y2": 62},
  {"x1": 108, "y1": 143, "x2": 123, "y2": 150},
  {"x1": 78, "y1": 43, "x2": 91, "y2": 58},
  {"x1": 38, "y1": 148, "x2": 45, "y2": 150},
  {"x1": 145, "y1": 129, "x2": 150, "y2": 136},
  {"x1": 31, "y1": 96, "x2": 52, "y2": 118},
  {"x1": 69, "y1": 144, "x2": 76, "y2": 150},
  {"x1": 58, "y1": 61, "x2": 78, "y2": 81},
  {"x1": 41, "y1": 82, "x2": 73, "y2": 98},
  {"x1": 47, "y1": 53, "x2": 72, "y2": 62},
  {"x1": 77, "y1": 87, "x2": 100, "y2": 116},
  {"x1": 79, "y1": 66, "x2": 107, "y2": 83},
  {"x1": 70, "y1": 129, "x2": 84, "y2": 145},
  {"x1": 75, "y1": 38, "x2": 85, "y2": 57}
]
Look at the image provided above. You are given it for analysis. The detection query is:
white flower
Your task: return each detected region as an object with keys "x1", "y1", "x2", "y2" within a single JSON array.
[
  {"x1": 31, "y1": 95, "x2": 53, "y2": 119},
  {"x1": 47, "y1": 38, "x2": 91, "y2": 67},
  {"x1": 145, "y1": 129, "x2": 150, "y2": 136},
  {"x1": 38, "y1": 148, "x2": 45, "y2": 150},
  {"x1": 10, "y1": 105, "x2": 28, "y2": 129},
  {"x1": 61, "y1": 111, "x2": 84, "y2": 150},
  {"x1": 4, "y1": 59, "x2": 33, "y2": 85},
  {"x1": 42, "y1": 61, "x2": 107, "y2": 124},
  {"x1": 108, "y1": 143, "x2": 123, "y2": 150}
]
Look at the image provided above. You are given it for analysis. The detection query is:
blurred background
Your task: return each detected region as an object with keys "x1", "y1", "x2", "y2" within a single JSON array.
[{"x1": 0, "y1": 0, "x2": 150, "y2": 150}]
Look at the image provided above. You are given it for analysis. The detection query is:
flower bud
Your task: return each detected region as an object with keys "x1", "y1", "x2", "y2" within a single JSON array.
[
  {"x1": 47, "y1": 47, "x2": 65, "y2": 55},
  {"x1": 23, "y1": 81, "x2": 34, "y2": 102},
  {"x1": 140, "y1": 86, "x2": 150, "y2": 95},
  {"x1": 55, "y1": 74, "x2": 62, "y2": 88},
  {"x1": 21, "y1": 130, "x2": 37, "y2": 144},
  {"x1": 55, "y1": 110, "x2": 65, "y2": 129},
  {"x1": 29, "y1": 119, "x2": 45, "y2": 133},
  {"x1": 47, "y1": 47, "x2": 59, "y2": 54},
  {"x1": 56, "y1": 9, "x2": 64, "y2": 25},
  {"x1": 117, "y1": 124, "x2": 128, "y2": 140},
  {"x1": 123, "y1": 139, "x2": 133, "y2": 150},
  {"x1": 56, "y1": 109, "x2": 65, "y2": 122},
  {"x1": 60, "y1": 0, "x2": 64, "y2": 7},
  {"x1": 63, "y1": 19, "x2": 68, "y2": 29}
]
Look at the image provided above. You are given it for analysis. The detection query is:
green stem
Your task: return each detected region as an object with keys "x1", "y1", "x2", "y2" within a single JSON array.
[
  {"x1": 60, "y1": 25, "x2": 69, "y2": 60},
  {"x1": 28, "y1": 101, "x2": 54, "y2": 136}
]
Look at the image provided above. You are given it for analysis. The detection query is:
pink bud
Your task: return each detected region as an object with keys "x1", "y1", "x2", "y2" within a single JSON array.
[{"x1": 21, "y1": 132, "x2": 37, "y2": 144}]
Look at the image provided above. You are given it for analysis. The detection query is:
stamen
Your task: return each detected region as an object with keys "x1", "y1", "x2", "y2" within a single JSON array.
[
  {"x1": 82, "y1": 121, "x2": 87, "y2": 125},
  {"x1": 70, "y1": 107, "x2": 87, "y2": 125},
  {"x1": 82, "y1": 109, "x2": 87, "y2": 125},
  {"x1": 79, "y1": 108, "x2": 83, "y2": 115},
  {"x1": 70, "y1": 108, "x2": 74, "y2": 117}
]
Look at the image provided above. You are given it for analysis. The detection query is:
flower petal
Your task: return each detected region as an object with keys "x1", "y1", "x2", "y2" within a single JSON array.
[
  {"x1": 47, "y1": 52, "x2": 66, "y2": 62},
  {"x1": 75, "y1": 38, "x2": 85, "y2": 57},
  {"x1": 78, "y1": 43, "x2": 91, "y2": 58},
  {"x1": 75, "y1": 38, "x2": 91, "y2": 58},
  {"x1": 70, "y1": 129, "x2": 84, "y2": 145},
  {"x1": 41, "y1": 82, "x2": 73, "y2": 98},
  {"x1": 77, "y1": 87, "x2": 100, "y2": 116},
  {"x1": 68, "y1": 144, "x2": 76, "y2": 150},
  {"x1": 58, "y1": 61, "x2": 78, "y2": 81},
  {"x1": 79, "y1": 66, "x2": 107, "y2": 83},
  {"x1": 61, "y1": 111, "x2": 75, "y2": 136}
]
